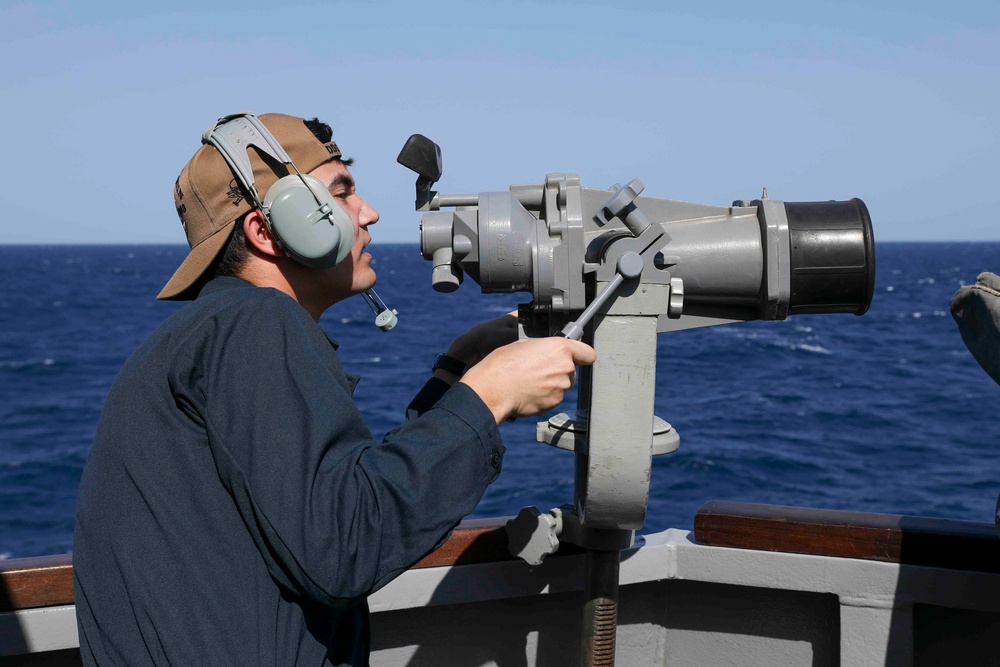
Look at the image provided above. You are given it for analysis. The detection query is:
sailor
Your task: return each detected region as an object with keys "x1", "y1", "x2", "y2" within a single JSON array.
[{"x1": 72, "y1": 113, "x2": 595, "y2": 666}]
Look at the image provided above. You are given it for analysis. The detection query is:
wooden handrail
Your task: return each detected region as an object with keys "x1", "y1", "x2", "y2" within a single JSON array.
[
  {"x1": 412, "y1": 516, "x2": 514, "y2": 568},
  {"x1": 695, "y1": 500, "x2": 1000, "y2": 572},
  {"x1": 411, "y1": 516, "x2": 583, "y2": 569},
  {"x1": 0, "y1": 553, "x2": 74, "y2": 613}
]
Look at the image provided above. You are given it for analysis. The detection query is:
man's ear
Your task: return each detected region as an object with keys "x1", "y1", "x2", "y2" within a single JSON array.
[{"x1": 243, "y1": 210, "x2": 284, "y2": 258}]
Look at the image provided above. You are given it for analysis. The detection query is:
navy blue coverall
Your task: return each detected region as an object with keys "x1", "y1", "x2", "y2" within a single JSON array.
[{"x1": 73, "y1": 276, "x2": 504, "y2": 666}]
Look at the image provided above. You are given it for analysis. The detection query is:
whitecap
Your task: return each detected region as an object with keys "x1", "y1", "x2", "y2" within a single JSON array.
[
  {"x1": 798, "y1": 344, "x2": 832, "y2": 355},
  {"x1": 912, "y1": 312, "x2": 922, "y2": 318},
  {"x1": 0, "y1": 359, "x2": 54, "y2": 370},
  {"x1": 0, "y1": 553, "x2": 9, "y2": 561},
  {"x1": 886, "y1": 286, "x2": 895, "y2": 292}
]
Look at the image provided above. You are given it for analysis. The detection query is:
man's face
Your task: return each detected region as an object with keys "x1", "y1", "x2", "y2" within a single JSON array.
[{"x1": 307, "y1": 160, "x2": 380, "y2": 300}]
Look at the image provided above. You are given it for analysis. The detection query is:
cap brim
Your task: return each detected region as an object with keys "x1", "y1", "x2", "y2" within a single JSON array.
[{"x1": 157, "y1": 221, "x2": 236, "y2": 300}]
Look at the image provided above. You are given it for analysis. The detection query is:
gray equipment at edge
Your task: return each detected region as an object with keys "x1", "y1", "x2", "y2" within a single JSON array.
[{"x1": 398, "y1": 133, "x2": 875, "y2": 666}]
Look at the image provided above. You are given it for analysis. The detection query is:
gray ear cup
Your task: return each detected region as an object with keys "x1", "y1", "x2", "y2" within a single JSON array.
[{"x1": 262, "y1": 174, "x2": 355, "y2": 268}]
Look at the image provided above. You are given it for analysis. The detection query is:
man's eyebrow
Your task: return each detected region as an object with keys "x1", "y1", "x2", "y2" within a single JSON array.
[{"x1": 327, "y1": 173, "x2": 355, "y2": 190}]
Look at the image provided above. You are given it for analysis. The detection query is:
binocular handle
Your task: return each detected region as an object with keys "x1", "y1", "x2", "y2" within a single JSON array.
[{"x1": 557, "y1": 252, "x2": 644, "y2": 341}]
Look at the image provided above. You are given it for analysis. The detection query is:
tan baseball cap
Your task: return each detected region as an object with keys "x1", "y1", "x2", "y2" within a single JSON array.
[{"x1": 158, "y1": 113, "x2": 343, "y2": 300}]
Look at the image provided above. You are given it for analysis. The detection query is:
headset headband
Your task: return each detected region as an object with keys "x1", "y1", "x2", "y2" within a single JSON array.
[
  {"x1": 202, "y1": 112, "x2": 307, "y2": 210},
  {"x1": 203, "y1": 112, "x2": 335, "y2": 229}
]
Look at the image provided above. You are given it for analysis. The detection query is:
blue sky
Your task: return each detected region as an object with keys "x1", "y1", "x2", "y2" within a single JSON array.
[{"x1": 3, "y1": 0, "x2": 998, "y2": 243}]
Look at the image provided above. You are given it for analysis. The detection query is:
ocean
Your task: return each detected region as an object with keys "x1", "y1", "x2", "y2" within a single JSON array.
[{"x1": 2, "y1": 242, "x2": 999, "y2": 559}]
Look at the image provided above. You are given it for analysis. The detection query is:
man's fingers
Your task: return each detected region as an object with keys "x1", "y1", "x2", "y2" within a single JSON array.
[
  {"x1": 462, "y1": 336, "x2": 595, "y2": 423},
  {"x1": 565, "y1": 340, "x2": 596, "y2": 366}
]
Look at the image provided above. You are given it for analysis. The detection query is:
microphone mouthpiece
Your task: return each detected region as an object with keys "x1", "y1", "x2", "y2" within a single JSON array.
[
  {"x1": 375, "y1": 309, "x2": 398, "y2": 332},
  {"x1": 363, "y1": 289, "x2": 398, "y2": 332}
]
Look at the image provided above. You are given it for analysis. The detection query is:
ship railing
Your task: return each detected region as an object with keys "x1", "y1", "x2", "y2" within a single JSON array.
[{"x1": 4, "y1": 503, "x2": 1000, "y2": 665}]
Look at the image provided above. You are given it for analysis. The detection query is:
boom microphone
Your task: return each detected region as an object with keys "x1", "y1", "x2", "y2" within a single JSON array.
[{"x1": 363, "y1": 289, "x2": 398, "y2": 331}]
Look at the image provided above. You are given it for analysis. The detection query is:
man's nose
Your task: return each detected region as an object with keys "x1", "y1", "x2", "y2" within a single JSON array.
[{"x1": 359, "y1": 198, "x2": 379, "y2": 227}]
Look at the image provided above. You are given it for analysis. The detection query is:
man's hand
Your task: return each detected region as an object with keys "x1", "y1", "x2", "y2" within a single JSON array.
[{"x1": 460, "y1": 337, "x2": 597, "y2": 424}]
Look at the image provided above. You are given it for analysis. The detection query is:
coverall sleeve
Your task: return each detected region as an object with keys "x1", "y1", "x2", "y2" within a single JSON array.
[
  {"x1": 405, "y1": 377, "x2": 453, "y2": 419},
  {"x1": 196, "y1": 294, "x2": 504, "y2": 609}
]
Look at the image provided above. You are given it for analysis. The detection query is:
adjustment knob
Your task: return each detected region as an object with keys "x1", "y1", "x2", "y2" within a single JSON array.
[
  {"x1": 505, "y1": 506, "x2": 562, "y2": 566},
  {"x1": 603, "y1": 178, "x2": 652, "y2": 237},
  {"x1": 669, "y1": 277, "x2": 684, "y2": 318},
  {"x1": 430, "y1": 247, "x2": 463, "y2": 293}
]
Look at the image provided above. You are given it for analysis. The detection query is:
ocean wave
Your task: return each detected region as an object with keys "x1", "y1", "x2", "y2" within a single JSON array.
[
  {"x1": 796, "y1": 343, "x2": 832, "y2": 355},
  {"x1": 0, "y1": 359, "x2": 57, "y2": 370}
]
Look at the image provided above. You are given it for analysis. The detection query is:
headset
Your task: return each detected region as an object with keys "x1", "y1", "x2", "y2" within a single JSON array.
[{"x1": 203, "y1": 112, "x2": 397, "y2": 331}]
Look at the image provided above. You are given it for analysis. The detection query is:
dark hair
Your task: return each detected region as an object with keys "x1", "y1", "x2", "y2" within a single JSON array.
[
  {"x1": 214, "y1": 117, "x2": 351, "y2": 278},
  {"x1": 304, "y1": 117, "x2": 354, "y2": 167},
  {"x1": 212, "y1": 216, "x2": 250, "y2": 278}
]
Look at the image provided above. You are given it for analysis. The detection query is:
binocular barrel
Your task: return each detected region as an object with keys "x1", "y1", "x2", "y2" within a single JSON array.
[{"x1": 418, "y1": 183, "x2": 875, "y2": 328}]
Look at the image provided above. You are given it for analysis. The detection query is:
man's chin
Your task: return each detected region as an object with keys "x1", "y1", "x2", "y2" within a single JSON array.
[{"x1": 354, "y1": 272, "x2": 378, "y2": 294}]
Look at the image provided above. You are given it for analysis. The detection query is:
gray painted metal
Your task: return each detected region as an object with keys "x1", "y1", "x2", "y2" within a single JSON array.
[
  {"x1": 756, "y1": 197, "x2": 792, "y2": 320},
  {"x1": 369, "y1": 530, "x2": 1000, "y2": 666},
  {"x1": 0, "y1": 605, "x2": 78, "y2": 656},
  {"x1": 536, "y1": 411, "x2": 679, "y2": 456},
  {"x1": 578, "y1": 286, "x2": 668, "y2": 530}
]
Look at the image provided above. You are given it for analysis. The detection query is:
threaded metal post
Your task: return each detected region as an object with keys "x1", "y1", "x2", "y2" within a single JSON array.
[{"x1": 581, "y1": 548, "x2": 620, "y2": 666}]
